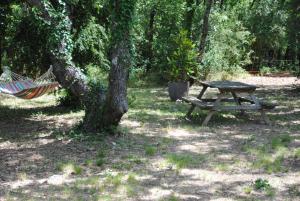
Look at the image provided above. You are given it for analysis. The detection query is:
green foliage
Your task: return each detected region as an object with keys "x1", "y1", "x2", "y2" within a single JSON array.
[
  {"x1": 167, "y1": 30, "x2": 199, "y2": 81},
  {"x1": 202, "y1": 11, "x2": 253, "y2": 79},
  {"x1": 259, "y1": 66, "x2": 273, "y2": 76},
  {"x1": 86, "y1": 64, "x2": 109, "y2": 87},
  {"x1": 96, "y1": 158, "x2": 105, "y2": 166},
  {"x1": 73, "y1": 17, "x2": 109, "y2": 69},
  {"x1": 252, "y1": 178, "x2": 275, "y2": 197},
  {"x1": 3, "y1": 4, "x2": 51, "y2": 75},
  {"x1": 2, "y1": 0, "x2": 299, "y2": 86},
  {"x1": 271, "y1": 134, "x2": 292, "y2": 149},
  {"x1": 40, "y1": 1, "x2": 74, "y2": 64},
  {"x1": 57, "y1": 88, "x2": 81, "y2": 108},
  {"x1": 254, "y1": 178, "x2": 271, "y2": 190},
  {"x1": 145, "y1": 145, "x2": 157, "y2": 156}
]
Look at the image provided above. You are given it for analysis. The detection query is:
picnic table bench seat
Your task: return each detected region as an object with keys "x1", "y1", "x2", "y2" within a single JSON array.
[
  {"x1": 260, "y1": 102, "x2": 277, "y2": 110},
  {"x1": 181, "y1": 96, "x2": 215, "y2": 109},
  {"x1": 238, "y1": 97, "x2": 277, "y2": 110}
]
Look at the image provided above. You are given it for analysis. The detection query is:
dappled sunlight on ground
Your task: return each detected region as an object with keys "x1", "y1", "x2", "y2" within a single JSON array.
[{"x1": 1, "y1": 77, "x2": 300, "y2": 200}]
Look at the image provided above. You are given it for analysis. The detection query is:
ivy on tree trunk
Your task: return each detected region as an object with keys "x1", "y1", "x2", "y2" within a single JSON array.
[{"x1": 26, "y1": 0, "x2": 136, "y2": 133}]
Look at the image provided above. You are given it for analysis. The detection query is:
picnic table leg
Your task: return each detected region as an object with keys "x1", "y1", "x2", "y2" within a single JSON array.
[
  {"x1": 185, "y1": 86, "x2": 208, "y2": 119},
  {"x1": 202, "y1": 111, "x2": 216, "y2": 126},
  {"x1": 231, "y1": 92, "x2": 246, "y2": 116},
  {"x1": 260, "y1": 110, "x2": 271, "y2": 125},
  {"x1": 249, "y1": 94, "x2": 272, "y2": 125},
  {"x1": 201, "y1": 92, "x2": 223, "y2": 126}
]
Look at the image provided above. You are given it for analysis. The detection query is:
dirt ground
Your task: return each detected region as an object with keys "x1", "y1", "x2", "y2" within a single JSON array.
[{"x1": 0, "y1": 76, "x2": 299, "y2": 201}]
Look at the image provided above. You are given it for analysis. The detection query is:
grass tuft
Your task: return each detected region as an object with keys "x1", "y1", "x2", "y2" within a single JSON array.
[
  {"x1": 58, "y1": 162, "x2": 83, "y2": 175},
  {"x1": 166, "y1": 153, "x2": 205, "y2": 169},
  {"x1": 96, "y1": 158, "x2": 105, "y2": 167},
  {"x1": 145, "y1": 146, "x2": 157, "y2": 156}
]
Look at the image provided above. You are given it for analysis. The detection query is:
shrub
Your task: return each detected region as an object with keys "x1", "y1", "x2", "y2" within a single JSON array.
[{"x1": 166, "y1": 30, "x2": 199, "y2": 81}]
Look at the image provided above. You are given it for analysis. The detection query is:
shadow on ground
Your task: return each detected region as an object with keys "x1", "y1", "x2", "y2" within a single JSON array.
[{"x1": 0, "y1": 83, "x2": 299, "y2": 200}]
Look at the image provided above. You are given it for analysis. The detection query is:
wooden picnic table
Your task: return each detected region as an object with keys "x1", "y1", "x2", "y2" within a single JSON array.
[{"x1": 181, "y1": 80, "x2": 276, "y2": 126}]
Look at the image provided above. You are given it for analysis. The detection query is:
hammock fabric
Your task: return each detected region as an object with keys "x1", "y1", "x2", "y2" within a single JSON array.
[{"x1": 0, "y1": 66, "x2": 59, "y2": 99}]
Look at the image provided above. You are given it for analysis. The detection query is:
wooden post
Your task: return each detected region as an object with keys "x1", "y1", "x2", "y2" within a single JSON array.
[
  {"x1": 201, "y1": 92, "x2": 223, "y2": 126},
  {"x1": 185, "y1": 85, "x2": 207, "y2": 118},
  {"x1": 231, "y1": 91, "x2": 245, "y2": 115}
]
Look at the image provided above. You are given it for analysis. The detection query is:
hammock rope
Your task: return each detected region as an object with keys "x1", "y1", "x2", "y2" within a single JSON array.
[{"x1": 0, "y1": 66, "x2": 59, "y2": 99}]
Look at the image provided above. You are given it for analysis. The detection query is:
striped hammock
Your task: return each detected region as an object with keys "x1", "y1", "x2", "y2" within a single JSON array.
[{"x1": 0, "y1": 66, "x2": 59, "y2": 99}]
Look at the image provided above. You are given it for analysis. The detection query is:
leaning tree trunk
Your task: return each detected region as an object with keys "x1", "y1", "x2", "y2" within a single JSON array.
[
  {"x1": 26, "y1": 0, "x2": 90, "y2": 101},
  {"x1": 27, "y1": 0, "x2": 136, "y2": 132}
]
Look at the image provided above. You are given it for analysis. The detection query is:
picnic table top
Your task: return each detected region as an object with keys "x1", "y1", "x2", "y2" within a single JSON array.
[{"x1": 200, "y1": 81, "x2": 257, "y2": 91}]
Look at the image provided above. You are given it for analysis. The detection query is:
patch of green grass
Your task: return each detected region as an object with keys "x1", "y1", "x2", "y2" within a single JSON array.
[
  {"x1": 112, "y1": 161, "x2": 134, "y2": 170},
  {"x1": 84, "y1": 159, "x2": 93, "y2": 167},
  {"x1": 127, "y1": 155, "x2": 144, "y2": 164},
  {"x1": 243, "y1": 186, "x2": 253, "y2": 194},
  {"x1": 105, "y1": 173, "x2": 123, "y2": 188},
  {"x1": 112, "y1": 155, "x2": 145, "y2": 170},
  {"x1": 80, "y1": 176, "x2": 100, "y2": 185},
  {"x1": 97, "y1": 150, "x2": 106, "y2": 158},
  {"x1": 253, "y1": 155, "x2": 287, "y2": 173},
  {"x1": 97, "y1": 195, "x2": 113, "y2": 201},
  {"x1": 96, "y1": 158, "x2": 105, "y2": 167},
  {"x1": 271, "y1": 134, "x2": 292, "y2": 149},
  {"x1": 266, "y1": 187, "x2": 276, "y2": 197},
  {"x1": 294, "y1": 148, "x2": 300, "y2": 158},
  {"x1": 166, "y1": 153, "x2": 205, "y2": 169},
  {"x1": 160, "y1": 194, "x2": 180, "y2": 201},
  {"x1": 145, "y1": 146, "x2": 157, "y2": 156},
  {"x1": 244, "y1": 134, "x2": 294, "y2": 173},
  {"x1": 214, "y1": 163, "x2": 231, "y2": 172},
  {"x1": 57, "y1": 162, "x2": 83, "y2": 175},
  {"x1": 125, "y1": 173, "x2": 139, "y2": 197}
]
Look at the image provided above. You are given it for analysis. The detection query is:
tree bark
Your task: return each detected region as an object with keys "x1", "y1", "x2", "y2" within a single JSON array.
[
  {"x1": 26, "y1": 0, "x2": 91, "y2": 100},
  {"x1": 145, "y1": 7, "x2": 156, "y2": 72},
  {"x1": 184, "y1": 0, "x2": 195, "y2": 38},
  {"x1": 83, "y1": 0, "x2": 135, "y2": 131},
  {"x1": 189, "y1": 0, "x2": 213, "y2": 84},
  {"x1": 0, "y1": 5, "x2": 8, "y2": 71},
  {"x1": 198, "y1": 0, "x2": 213, "y2": 60},
  {"x1": 27, "y1": 0, "x2": 136, "y2": 132}
]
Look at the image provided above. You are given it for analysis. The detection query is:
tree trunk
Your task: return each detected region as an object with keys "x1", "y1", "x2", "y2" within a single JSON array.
[
  {"x1": 26, "y1": 0, "x2": 91, "y2": 101},
  {"x1": 0, "y1": 5, "x2": 8, "y2": 71},
  {"x1": 184, "y1": 0, "x2": 195, "y2": 38},
  {"x1": 145, "y1": 7, "x2": 156, "y2": 72},
  {"x1": 27, "y1": 0, "x2": 136, "y2": 132},
  {"x1": 189, "y1": 0, "x2": 213, "y2": 84},
  {"x1": 198, "y1": 0, "x2": 213, "y2": 60},
  {"x1": 83, "y1": 0, "x2": 135, "y2": 131}
]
